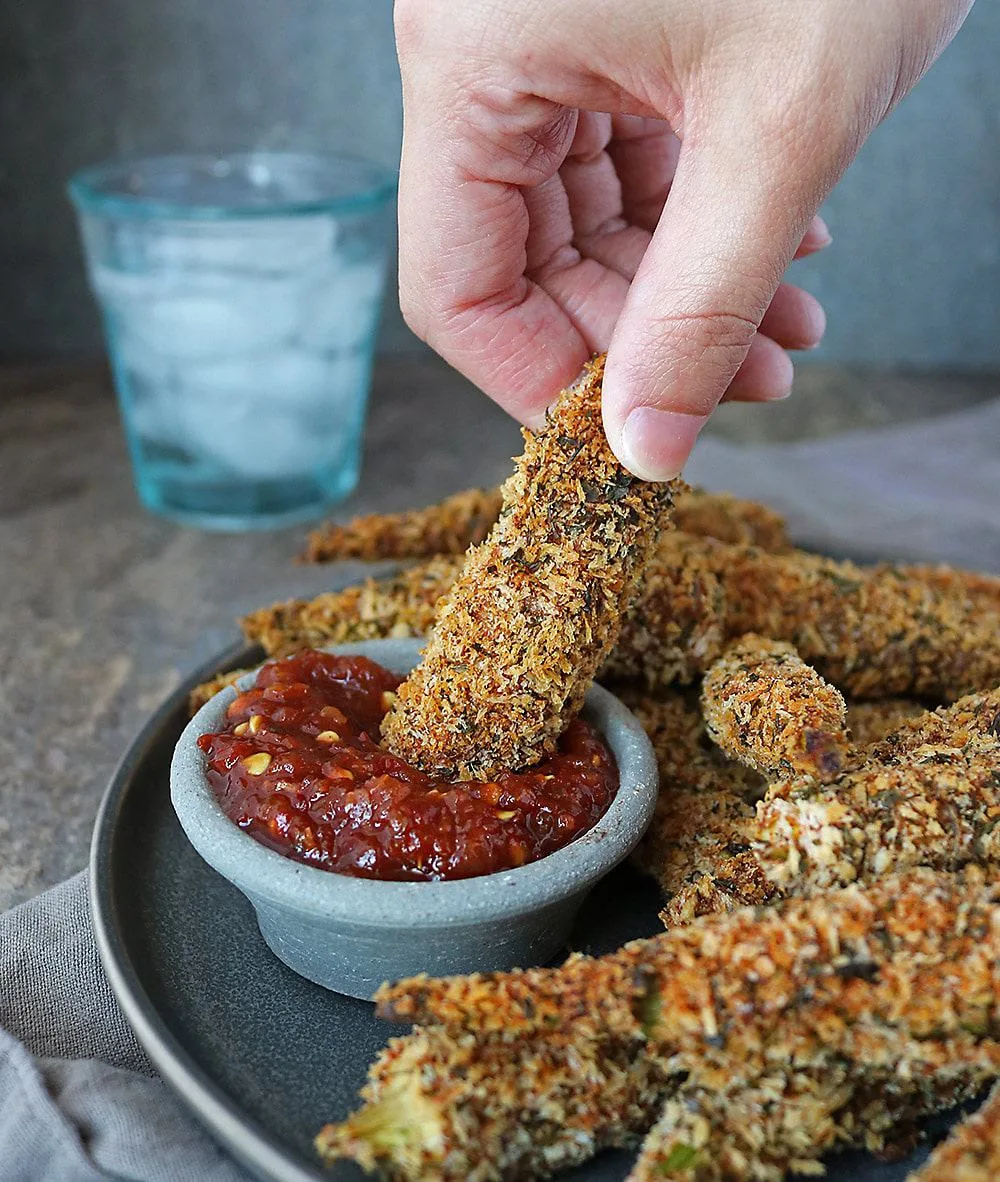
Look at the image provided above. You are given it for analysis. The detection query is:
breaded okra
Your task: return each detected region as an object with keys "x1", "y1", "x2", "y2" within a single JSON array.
[
  {"x1": 865, "y1": 685, "x2": 1000, "y2": 765},
  {"x1": 700, "y1": 635, "x2": 852, "y2": 783},
  {"x1": 322, "y1": 870, "x2": 1000, "y2": 1181},
  {"x1": 316, "y1": 1023, "x2": 667, "y2": 1181},
  {"x1": 891, "y1": 562, "x2": 1000, "y2": 615},
  {"x1": 704, "y1": 536, "x2": 1000, "y2": 702},
  {"x1": 241, "y1": 556, "x2": 463, "y2": 657},
  {"x1": 907, "y1": 1080, "x2": 1000, "y2": 1182},
  {"x1": 632, "y1": 1059, "x2": 997, "y2": 1181},
  {"x1": 621, "y1": 691, "x2": 773, "y2": 925},
  {"x1": 301, "y1": 485, "x2": 791, "y2": 563},
  {"x1": 302, "y1": 487, "x2": 504, "y2": 563},
  {"x1": 846, "y1": 697, "x2": 927, "y2": 747},
  {"x1": 381, "y1": 355, "x2": 677, "y2": 778},
  {"x1": 373, "y1": 867, "x2": 1000, "y2": 1040},
  {"x1": 757, "y1": 687, "x2": 1000, "y2": 892},
  {"x1": 240, "y1": 537, "x2": 1000, "y2": 705},
  {"x1": 644, "y1": 688, "x2": 1000, "y2": 926}
]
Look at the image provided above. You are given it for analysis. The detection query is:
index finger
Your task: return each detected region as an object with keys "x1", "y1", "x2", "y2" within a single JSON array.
[{"x1": 397, "y1": 69, "x2": 591, "y2": 422}]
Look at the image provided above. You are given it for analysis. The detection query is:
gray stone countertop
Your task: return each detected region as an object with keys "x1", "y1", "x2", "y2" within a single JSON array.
[{"x1": 1, "y1": 354, "x2": 998, "y2": 910}]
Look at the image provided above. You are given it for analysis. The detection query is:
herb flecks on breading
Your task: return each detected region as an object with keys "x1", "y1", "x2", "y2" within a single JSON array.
[
  {"x1": 701, "y1": 635, "x2": 852, "y2": 783},
  {"x1": 381, "y1": 355, "x2": 678, "y2": 778},
  {"x1": 320, "y1": 870, "x2": 1000, "y2": 1181}
]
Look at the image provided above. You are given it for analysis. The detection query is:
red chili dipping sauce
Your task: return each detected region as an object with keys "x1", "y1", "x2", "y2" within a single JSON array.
[{"x1": 198, "y1": 649, "x2": 619, "y2": 881}]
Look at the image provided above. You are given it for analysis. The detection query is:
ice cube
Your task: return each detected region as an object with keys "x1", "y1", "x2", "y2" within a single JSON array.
[
  {"x1": 107, "y1": 332, "x2": 183, "y2": 448},
  {"x1": 144, "y1": 217, "x2": 338, "y2": 273},
  {"x1": 96, "y1": 270, "x2": 303, "y2": 360},
  {"x1": 176, "y1": 350, "x2": 347, "y2": 478},
  {"x1": 298, "y1": 258, "x2": 386, "y2": 350}
]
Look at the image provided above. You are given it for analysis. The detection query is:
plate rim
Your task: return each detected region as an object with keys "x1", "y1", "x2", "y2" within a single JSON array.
[
  {"x1": 89, "y1": 639, "x2": 323, "y2": 1182},
  {"x1": 87, "y1": 638, "x2": 951, "y2": 1182}
]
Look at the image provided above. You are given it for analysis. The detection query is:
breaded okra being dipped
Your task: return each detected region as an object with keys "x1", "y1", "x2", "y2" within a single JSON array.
[
  {"x1": 380, "y1": 354, "x2": 678, "y2": 778},
  {"x1": 319, "y1": 869, "x2": 1000, "y2": 1181}
]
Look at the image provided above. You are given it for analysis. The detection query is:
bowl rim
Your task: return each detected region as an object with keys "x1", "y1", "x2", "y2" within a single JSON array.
[{"x1": 170, "y1": 638, "x2": 658, "y2": 928}]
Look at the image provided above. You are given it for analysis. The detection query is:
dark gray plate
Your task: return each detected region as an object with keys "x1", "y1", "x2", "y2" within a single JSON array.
[{"x1": 90, "y1": 642, "x2": 965, "y2": 1182}]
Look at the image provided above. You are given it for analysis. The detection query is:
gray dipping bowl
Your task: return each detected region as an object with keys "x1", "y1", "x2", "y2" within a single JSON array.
[{"x1": 171, "y1": 637, "x2": 657, "y2": 999}]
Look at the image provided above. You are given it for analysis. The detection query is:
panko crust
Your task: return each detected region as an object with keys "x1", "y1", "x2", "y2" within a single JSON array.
[
  {"x1": 701, "y1": 635, "x2": 852, "y2": 783},
  {"x1": 380, "y1": 356, "x2": 678, "y2": 778},
  {"x1": 301, "y1": 485, "x2": 791, "y2": 564},
  {"x1": 322, "y1": 870, "x2": 1000, "y2": 1181},
  {"x1": 907, "y1": 1080, "x2": 1000, "y2": 1182},
  {"x1": 708, "y1": 538, "x2": 1000, "y2": 702}
]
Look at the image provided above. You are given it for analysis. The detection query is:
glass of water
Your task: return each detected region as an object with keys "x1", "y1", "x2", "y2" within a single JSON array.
[{"x1": 69, "y1": 152, "x2": 396, "y2": 530}]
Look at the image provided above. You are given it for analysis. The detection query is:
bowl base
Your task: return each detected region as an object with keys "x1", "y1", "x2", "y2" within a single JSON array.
[{"x1": 252, "y1": 891, "x2": 588, "y2": 999}]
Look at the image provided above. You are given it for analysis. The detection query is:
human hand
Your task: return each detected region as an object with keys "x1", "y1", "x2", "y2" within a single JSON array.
[{"x1": 394, "y1": 0, "x2": 972, "y2": 477}]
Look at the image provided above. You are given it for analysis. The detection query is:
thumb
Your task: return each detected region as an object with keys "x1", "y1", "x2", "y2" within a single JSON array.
[{"x1": 602, "y1": 123, "x2": 840, "y2": 480}]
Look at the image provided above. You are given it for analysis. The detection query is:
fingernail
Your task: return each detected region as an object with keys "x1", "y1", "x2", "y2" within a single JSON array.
[
  {"x1": 811, "y1": 216, "x2": 832, "y2": 248},
  {"x1": 618, "y1": 407, "x2": 706, "y2": 481},
  {"x1": 790, "y1": 296, "x2": 827, "y2": 352}
]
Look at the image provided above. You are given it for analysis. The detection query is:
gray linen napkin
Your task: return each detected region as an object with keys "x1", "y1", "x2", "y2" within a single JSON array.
[
  {"x1": 1, "y1": 398, "x2": 998, "y2": 1180},
  {"x1": 0, "y1": 874, "x2": 249, "y2": 1181}
]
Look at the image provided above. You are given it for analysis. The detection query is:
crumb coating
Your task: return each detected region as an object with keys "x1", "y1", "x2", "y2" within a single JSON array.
[
  {"x1": 240, "y1": 538, "x2": 1000, "y2": 705},
  {"x1": 701, "y1": 635, "x2": 852, "y2": 783},
  {"x1": 380, "y1": 356, "x2": 677, "y2": 778},
  {"x1": 907, "y1": 1080, "x2": 1000, "y2": 1182},
  {"x1": 757, "y1": 687, "x2": 1000, "y2": 892},
  {"x1": 321, "y1": 870, "x2": 1000, "y2": 1181}
]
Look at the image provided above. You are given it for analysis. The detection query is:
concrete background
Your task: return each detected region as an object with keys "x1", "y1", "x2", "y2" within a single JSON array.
[{"x1": 1, "y1": 0, "x2": 997, "y2": 366}]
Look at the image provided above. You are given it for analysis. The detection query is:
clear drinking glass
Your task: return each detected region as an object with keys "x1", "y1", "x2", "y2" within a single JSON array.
[{"x1": 69, "y1": 152, "x2": 396, "y2": 530}]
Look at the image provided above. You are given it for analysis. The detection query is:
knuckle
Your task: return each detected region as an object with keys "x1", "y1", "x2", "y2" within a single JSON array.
[
  {"x1": 393, "y1": 0, "x2": 435, "y2": 59},
  {"x1": 660, "y1": 308, "x2": 758, "y2": 358}
]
